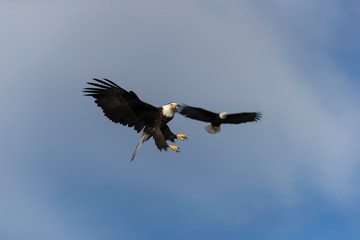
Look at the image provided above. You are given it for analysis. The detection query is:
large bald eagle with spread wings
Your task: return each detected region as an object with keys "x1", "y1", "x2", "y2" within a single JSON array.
[
  {"x1": 180, "y1": 104, "x2": 262, "y2": 134},
  {"x1": 83, "y1": 78, "x2": 187, "y2": 161}
]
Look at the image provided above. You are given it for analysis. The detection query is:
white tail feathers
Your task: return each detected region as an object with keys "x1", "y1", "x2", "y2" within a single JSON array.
[
  {"x1": 204, "y1": 124, "x2": 221, "y2": 134},
  {"x1": 131, "y1": 131, "x2": 150, "y2": 161}
]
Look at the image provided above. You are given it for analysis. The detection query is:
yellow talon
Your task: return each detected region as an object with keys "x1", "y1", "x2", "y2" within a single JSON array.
[
  {"x1": 213, "y1": 126, "x2": 219, "y2": 130},
  {"x1": 177, "y1": 134, "x2": 188, "y2": 140},
  {"x1": 169, "y1": 145, "x2": 180, "y2": 152}
]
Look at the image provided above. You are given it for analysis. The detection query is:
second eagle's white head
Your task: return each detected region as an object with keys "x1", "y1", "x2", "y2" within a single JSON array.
[
  {"x1": 219, "y1": 112, "x2": 227, "y2": 119},
  {"x1": 162, "y1": 102, "x2": 179, "y2": 118}
]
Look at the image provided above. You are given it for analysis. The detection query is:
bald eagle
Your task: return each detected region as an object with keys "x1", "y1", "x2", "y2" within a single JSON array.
[
  {"x1": 179, "y1": 104, "x2": 262, "y2": 134},
  {"x1": 83, "y1": 78, "x2": 187, "y2": 161}
]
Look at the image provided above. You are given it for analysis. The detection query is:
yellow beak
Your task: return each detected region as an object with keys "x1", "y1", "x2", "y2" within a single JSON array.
[{"x1": 171, "y1": 103, "x2": 178, "y2": 110}]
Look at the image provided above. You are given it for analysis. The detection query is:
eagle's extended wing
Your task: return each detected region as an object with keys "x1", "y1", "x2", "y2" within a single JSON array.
[
  {"x1": 179, "y1": 105, "x2": 217, "y2": 123},
  {"x1": 222, "y1": 112, "x2": 262, "y2": 124},
  {"x1": 84, "y1": 78, "x2": 158, "y2": 132}
]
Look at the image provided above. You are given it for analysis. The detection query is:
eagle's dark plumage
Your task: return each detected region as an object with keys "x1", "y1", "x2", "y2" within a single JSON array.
[
  {"x1": 84, "y1": 78, "x2": 187, "y2": 160},
  {"x1": 179, "y1": 104, "x2": 261, "y2": 134}
]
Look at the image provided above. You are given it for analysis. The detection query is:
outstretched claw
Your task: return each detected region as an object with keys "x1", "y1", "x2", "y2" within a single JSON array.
[
  {"x1": 169, "y1": 145, "x2": 180, "y2": 152},
  {"x1": 176, "y1": 134, "x2": 188, "y2": 140}
]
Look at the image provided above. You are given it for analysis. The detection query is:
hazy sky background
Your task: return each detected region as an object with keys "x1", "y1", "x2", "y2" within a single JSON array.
[{"x1": 1, "y1": 1, "x2": 360, "y2": 239}]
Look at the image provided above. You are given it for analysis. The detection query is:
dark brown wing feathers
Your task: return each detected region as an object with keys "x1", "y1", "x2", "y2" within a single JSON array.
[
  {"x1": 222, "y1": 112, "x2": 262, "y2": 124},
  {"x1": 83, "y1": 78, "x2": 158, "y2": 132},
  {"x1": 179, "y1": 105, "x2": 217, "y2": 122}
]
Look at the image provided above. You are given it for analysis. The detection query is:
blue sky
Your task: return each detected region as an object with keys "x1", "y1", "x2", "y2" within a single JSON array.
[{"x1": 1, "y1": 0, "x2": 360, "y2": 239}]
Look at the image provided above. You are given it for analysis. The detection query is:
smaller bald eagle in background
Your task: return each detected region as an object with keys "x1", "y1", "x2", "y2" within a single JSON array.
[
  {"x1": 179, "y1": 104, "x2": 262, "y2": 134},
  {"x1": 83, "y1": 78, "x2": 188, "y2": 161}
]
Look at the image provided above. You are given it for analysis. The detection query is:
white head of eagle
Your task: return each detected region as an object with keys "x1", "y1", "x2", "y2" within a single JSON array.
[
  {"x1": 162, "y1": 102, "x2": 179, "y2": 118},
  {"x1": 219, "y1": 112, "x2": 227, "y2": 119}
]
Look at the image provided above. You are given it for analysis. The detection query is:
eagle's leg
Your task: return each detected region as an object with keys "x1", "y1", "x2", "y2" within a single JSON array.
[
  {"x1": 154, "y1": 128, "x2": 180, "y2": 152},
  {"x1": 168, "y1": 145, "x2": 180, "y2": 152},
  {"x1": 176, "y1": 134, "x2": 188, "y2": 140}
]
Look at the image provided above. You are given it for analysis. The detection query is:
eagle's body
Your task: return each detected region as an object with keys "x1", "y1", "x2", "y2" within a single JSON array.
[
  {"x1": 84, "y1": 78, "x2": 187, "y2": 160},
  {"x1": 180, "y1": 105, "x2": 261, "y2": 134}
]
